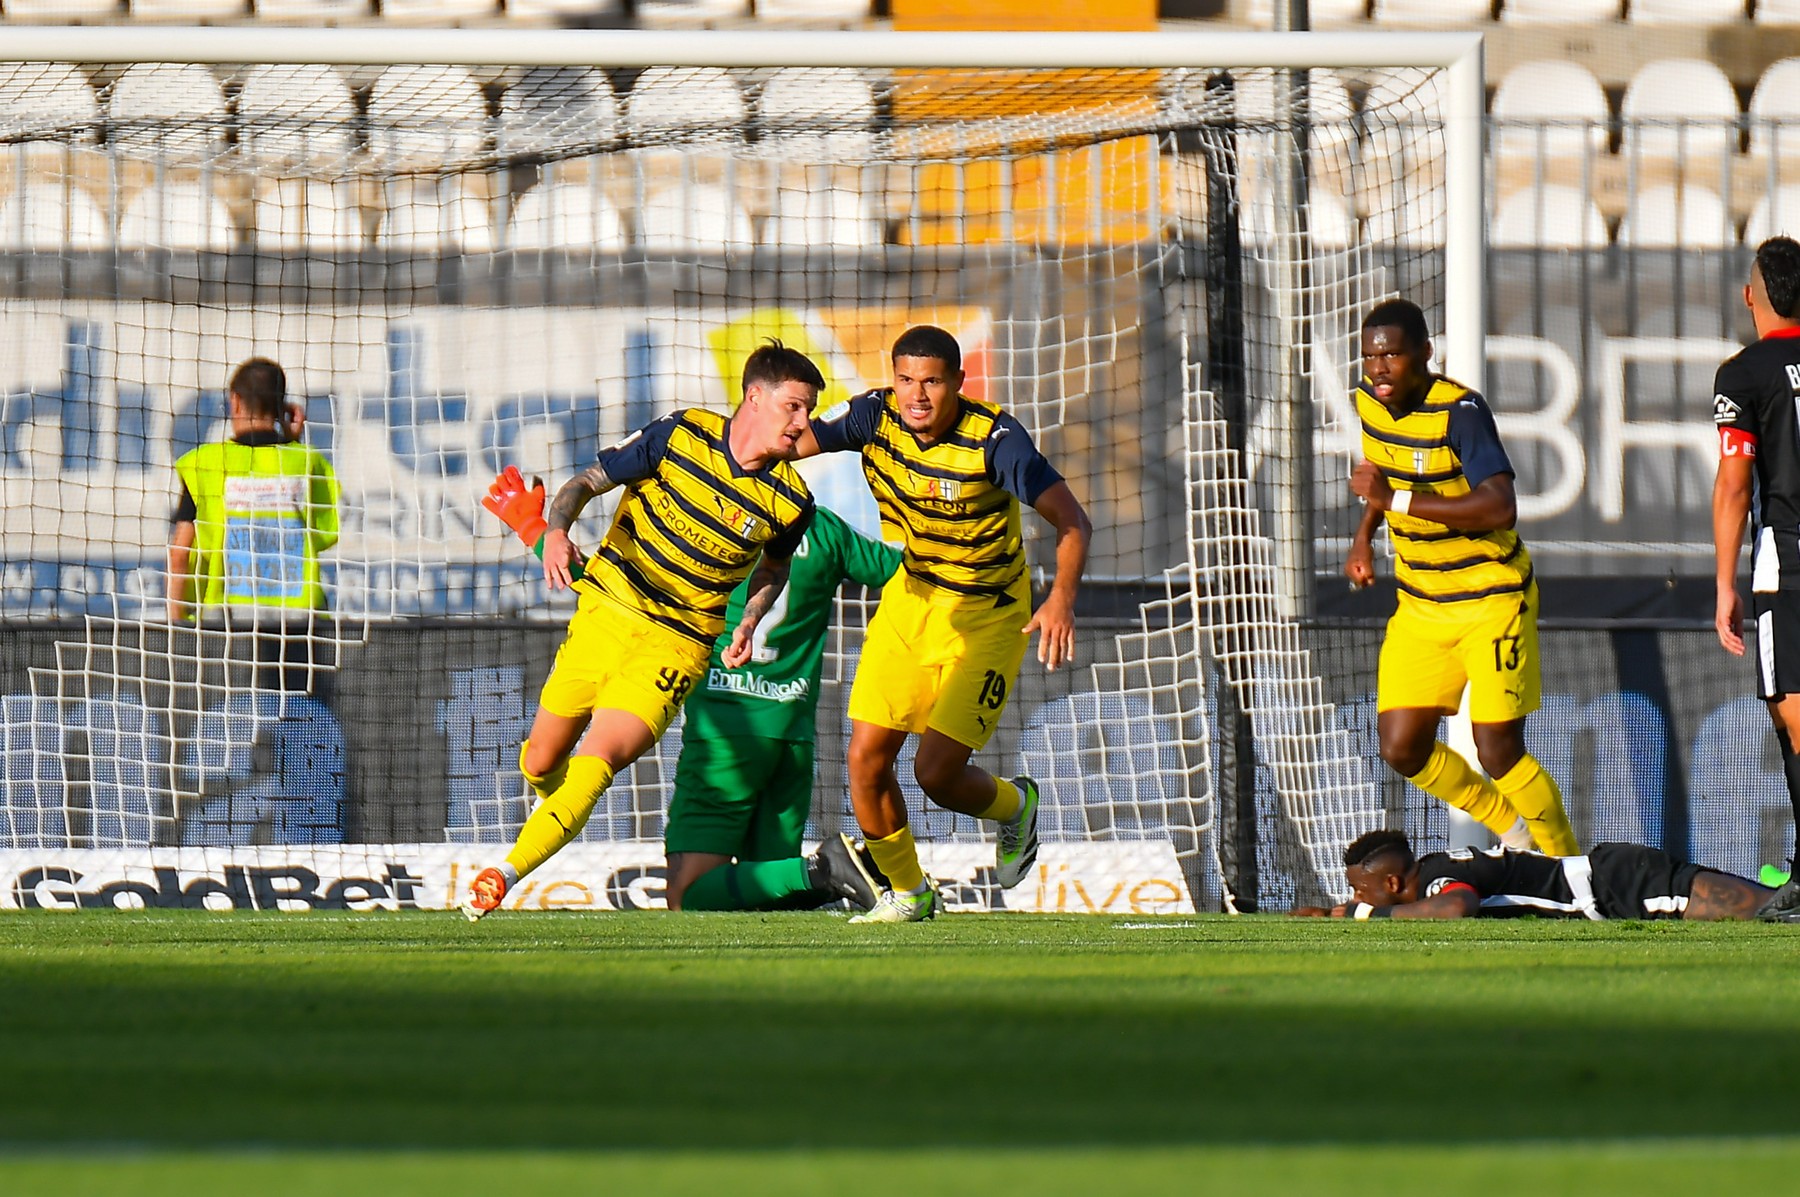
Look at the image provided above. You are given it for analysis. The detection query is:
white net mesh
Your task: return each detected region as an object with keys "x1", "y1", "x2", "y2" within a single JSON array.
[{"x1": 0, "y1": 52, "x2": 1454, "y2": 910}]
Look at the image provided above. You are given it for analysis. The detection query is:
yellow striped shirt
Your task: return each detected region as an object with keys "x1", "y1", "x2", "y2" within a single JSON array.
[
  {"x1": 1356, "y1": 376, "x2": 1532, "y2": 607},
  {"x1": 574, "y1": 408, "x2": 814, "y2": 645}
]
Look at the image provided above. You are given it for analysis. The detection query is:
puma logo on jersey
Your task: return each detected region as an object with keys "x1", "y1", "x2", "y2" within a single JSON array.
[{"x1": 1714, "y1": 394, "x2": 1741, "y2": 424}]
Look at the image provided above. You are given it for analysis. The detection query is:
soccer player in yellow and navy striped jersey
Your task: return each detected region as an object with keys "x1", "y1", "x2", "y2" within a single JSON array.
[
  {"x1": 798, "y1": 325, "x2": 1093, "y2": 922},
  {"x1": 1347, "y1": 299, "x2": 1577, "y2": 857},
  {"x1": 461, "y1": 341, "x2": 822, "y2": 921}
]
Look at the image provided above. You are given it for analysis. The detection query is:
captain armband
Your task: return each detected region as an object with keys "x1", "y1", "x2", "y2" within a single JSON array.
[{"x1": 1719, "y1": 427, "x2": 1757, "y2": 458}]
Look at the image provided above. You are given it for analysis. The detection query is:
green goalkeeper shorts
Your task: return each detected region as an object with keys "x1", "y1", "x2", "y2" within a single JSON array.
[{"x1": 664, "y1": 733, "x2": 814, "y2": 859}]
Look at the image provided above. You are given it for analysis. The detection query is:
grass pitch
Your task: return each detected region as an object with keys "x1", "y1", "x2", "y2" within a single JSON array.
[{"x1": 2, "y1": 912, "x2": 1797, "y2": 1195}]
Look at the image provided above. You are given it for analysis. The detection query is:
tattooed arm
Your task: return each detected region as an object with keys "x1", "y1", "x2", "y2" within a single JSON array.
[
  {"x1": 541, "y1": 463, "x2": 615, "y2": 591},
  {"x1": 721, "y1": 551, "x2": 793, "y2": 668}
]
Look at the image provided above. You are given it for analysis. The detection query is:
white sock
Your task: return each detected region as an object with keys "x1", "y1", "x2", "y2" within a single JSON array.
[
  {"x1": 497, "y1": 863, "x2": 520, "y2": 887},
  {"x1": 1500, "y1": 818, "x2": 1534, "y2": 852}
]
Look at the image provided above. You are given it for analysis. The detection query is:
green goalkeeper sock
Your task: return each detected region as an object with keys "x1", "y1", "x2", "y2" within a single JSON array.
[{"x1": 680, "y1": 859, "x2": 814, "y2": 911}]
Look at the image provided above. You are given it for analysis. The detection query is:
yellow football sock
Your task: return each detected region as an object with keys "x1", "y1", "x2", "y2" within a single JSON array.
[
  {"x1": 1493, "y1": 754, "x2": 1578, "y2": 857},
  {"x1": 505, "y1": 754, "x2": 613, "y2": 879},
  {"x1": 518, "y1": 739, "x2": 568, "y2": 802},
  {"x1": 864, "y1": 824, "x2": 926, "y2": 894},
  {"x1": 1408, "y1": 743, "x2": 1524, "y2": 839},
  {"x1": 974, "y1": 776, "x2": 1022, "y2": 823}
]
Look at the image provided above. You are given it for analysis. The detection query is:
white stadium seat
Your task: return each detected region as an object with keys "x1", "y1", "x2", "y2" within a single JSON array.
[
  {"x1": 508, "y1": 182, "x2": 625, "y2": 251},
  {"x1": 1747, "y1": 57, "x2": 1800, "y2": 158},
  {"x1": 1620, "y1": 58, "x2": 1740, "y2": 161},
  {"x1": 1371, "y1": 0, "x2": 1492, "y2": 23},
  {"x1": 107, "y1": 63, "x2": 227, "y2": 161},
  {"x1": 369, "y1": 65, "x2": 486, "y2": 169},
  {"x1": 1745, "y1": 183, "x2": 1800, "y2": 242},
  {"x1": 758, "y1": 67, "x2": 876, "y2": 159},
  {"x1": 1491, "y1": 61, "x2": 1609, "y2": 160},
  {"x1": 638, "y1": 183, "x2": 753, "y2": 250},
  {"x1": 1758, "y1": 0, "x2": 1800, "y2": 22},
  {"x1": 378, "y1": 177, "x2": 495, "y2": 253},
  {"x1": 1236, "y1": 0, "x2": 1369, "y2": 23},
  {"x1": 1241, "y1": 192, "x2": 1357, "y2": 249},
  {"x1": 1492, "y1": 183, "x2": 1609, "y2": 248},
  {"x1": 624, "y1": 67, "x2": 747, "y2": 145},
  {"x1": 237, "y1": 64, "x2": 356, "y2": 170},
  {"x1": 1617, "y1": 183, "x2": 1735, "y2": 248},
  {"x1": 0, "y1": 63, "x2": 98, "y2": 145},
  {"x1": 117, "y1": 181, "x2": 234, "y2": 251},
  {"x1": 0, "y1": 183, "x2": 109, "y2": 251},
  {"x1": 1500, "y1": 0, "x2": 1620, "y2": 20},
  {"x1": 255, "y1": 179, "x2": 364, "y2": 251},
  {"x1": 1628, "y1": 0, "x2": 1745, "y2": 23},
  {"x1": 499, "y1": 67, "x2": 618, "y2": 156}
]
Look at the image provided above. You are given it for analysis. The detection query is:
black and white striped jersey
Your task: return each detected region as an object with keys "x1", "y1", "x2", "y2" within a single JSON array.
[{"x1": 1713, "y1": 328, "x2": 1800, "y2": 590}]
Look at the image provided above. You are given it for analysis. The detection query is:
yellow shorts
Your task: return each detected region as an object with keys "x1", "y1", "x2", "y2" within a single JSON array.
[
  {"x1": 1377, "y1": 586, "x2": 1540, "y2": 724},
  {"x1": 847, "y1": 573, "x2": 1029, "y2": 750},
  {"x1": 537, "y1": 592, "x2": 711, "y2": 739}
]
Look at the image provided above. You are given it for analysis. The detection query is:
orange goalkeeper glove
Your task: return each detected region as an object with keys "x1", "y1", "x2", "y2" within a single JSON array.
[{"x1": 482, "y1": 465, "x2": 549, "y2": 548}]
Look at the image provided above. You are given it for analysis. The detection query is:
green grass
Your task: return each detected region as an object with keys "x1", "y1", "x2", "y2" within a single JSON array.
[{"x1": 2, "y1": 912, "x2": 1798, "y2": 1195}]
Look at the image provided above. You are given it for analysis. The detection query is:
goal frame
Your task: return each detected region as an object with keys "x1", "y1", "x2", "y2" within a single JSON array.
[{"x1": 3, "y1": 25, "x2": 1486, "y2": 390}]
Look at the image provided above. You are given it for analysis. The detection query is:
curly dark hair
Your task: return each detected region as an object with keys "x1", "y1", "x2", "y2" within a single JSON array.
[
  {"x1": 1343, "y1": 827, "x2": 1415, "y2": 873},
  {"x1": 1361, "y1": 298, "x2": 1430, "y2": 350},
  {"x1": 1755, "y1": 236, "x2": 1800, "y2": 321}
]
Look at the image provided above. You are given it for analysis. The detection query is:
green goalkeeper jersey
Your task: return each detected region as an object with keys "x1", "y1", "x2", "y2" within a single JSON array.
[{"x1": 682, "y1": 505, "x2": 900, "y2": 744}]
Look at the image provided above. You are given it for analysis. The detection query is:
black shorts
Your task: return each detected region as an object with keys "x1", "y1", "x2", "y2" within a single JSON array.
[
  {"x1": 1589, "y1": 842, "x2": 1713, "y2": 920},
  {"x1": 1752, "y1": 590, "x2": 1800, "y2": 699}
]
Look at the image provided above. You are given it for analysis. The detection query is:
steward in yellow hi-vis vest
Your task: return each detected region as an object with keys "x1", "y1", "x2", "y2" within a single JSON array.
[
  {"x1": 568, "y1": 406, "x2": 814, "y2": 649},
  {"x1": 1347, "y1": 298, "x2": 1577, "y2": 859},
  {"x1": 168, "y1": 358, "x2": 339, "y2": 624},
  {"x1": 797, "y1": 324, "x2": 1093, "y2": 922}
]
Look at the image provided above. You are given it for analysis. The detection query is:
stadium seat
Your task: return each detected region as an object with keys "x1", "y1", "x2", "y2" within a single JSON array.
[
  {"x1": 1616, "y1": 182, "x2": 1736, "y2": 248},
  {"x1": 1747, "y1": 57, "x2": 1800, "y2": 159},
  {"x1": 379, "y1": 0, "x2": 499, "y2": 16},
  {"x1": 117, "y1": 180, "x2": 235, "y2": 251},
  {"x1": 765, "y1": 182, "x2": 882, "y2": 246},
  {"x1": 369, "y1": 64, "x2": 487, "y2": 169},
  {"x1": 254, "y1": 179, "x2": 364, "y2": 251},
  {"x1": 1490, "y1": 61, "x2": 1609, "y2": 160},
  {"x1": 1627, "y1": 0, "x2": 1746, "y2": 22},
  {"x1": 1237, "y1": 0, "x2": 1369, "y2": 23},
  {"x1": 624, "y1": 66, "x2": 747, "y2": 145},
  {"x1": 1744, "y1": 183, "x2": 1800, "y2": 241},
  {"x1": 753, "y1": 0, "x2": 873, "y2": 17},
  {"x1": 1499, "y1": 0, "x2": 1620, "y2": 20},
  {"x1": 1370, "y1": 0, "x2": 1492, "y2": 23},
  {"x1": 0, "y1": 0, "x2": 120, "y2": 13},
  {"x1": 1619, "y1": 59, "x2": 1741, "y2": 162},
  {"x1": 106, "y1": 62, "x2": 227, "y2": 162},
  {"x1": 237, "y1": 63, "x2": 356, "y2": 170},
  {"x1": 0, "y1": 62, "x2": 98, "y2": 145},
  {"x1": 252, "y1": 0, "x2": 374, "y2": 17},
  {"x1": 507, "y1": 180, "x2": 626, "y2": 250},
  {"x1": 639, "y1": 182, "x2": 753, "y2": 250},
  {"x1": 498, "y1": 67, "x2": 617, "y2": 158},
  {"x1": 130, "y1": 0, "x2": 248, "y2": 14},
  {"x1": 378, "y1": 176, "x2": 496, "y2": 252},
  {"x1": 1757, "y1": 0, "x2": 1800, "y2": 22},
  {"x1": 0, "y1": 182, "x2": 109, "y2": 251},
  {"x1": 1491, "y1": 183, "x2": 1609, "y2": 248},
  {"x1": 758, "y1": 67, "x2": 877, "y2": 159},
  {"x1": 1241, "y1": 191, "x2": 1357, "y2": 249}
]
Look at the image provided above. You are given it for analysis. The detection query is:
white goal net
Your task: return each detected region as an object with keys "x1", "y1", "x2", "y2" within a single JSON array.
[{"x1": 0, "y1": 29, "x2": 1480, "y2": 912}]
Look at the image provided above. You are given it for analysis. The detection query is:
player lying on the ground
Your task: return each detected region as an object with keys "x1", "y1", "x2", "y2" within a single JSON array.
[
  {"x1": 482, "y1": 464, "x2": 899, "y2": 914},
  {"x1": 1291, "y1": 828, "x2": 1800, "y2": 921}
]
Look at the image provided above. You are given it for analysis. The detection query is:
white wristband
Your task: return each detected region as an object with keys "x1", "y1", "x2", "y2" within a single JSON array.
[
  {"x1": 1350, "y1": 902, "x2": 1373, "y2": 920},
  {"x1": 1390, "y1": 490, "x2": 1413, "y2": 517}
]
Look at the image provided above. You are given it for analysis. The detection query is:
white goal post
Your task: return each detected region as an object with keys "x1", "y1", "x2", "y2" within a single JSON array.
[{"x1": 0, "y1": 27, "x2": 1483, "y2": 913}]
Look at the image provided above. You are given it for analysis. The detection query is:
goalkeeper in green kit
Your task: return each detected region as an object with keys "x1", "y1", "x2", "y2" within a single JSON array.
[{"x1": 482, "y1": 464, "x2": 901, "y2": 912}]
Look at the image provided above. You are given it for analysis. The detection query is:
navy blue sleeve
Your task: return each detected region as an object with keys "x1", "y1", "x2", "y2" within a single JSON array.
[
  {"x1": 592, "y1": 413, "x2": 677, "y2": 484},
  {"x1": 1445, "y1": 393, "x2": 1514, "y2": 490},
  {"x1": 810, "y1": 390, "x2": 885, "y2": 454},
  {"x1": 985, "y1": 412, "x2": 1064, "y2": 505},
  {"x1": 764, "y1": 497, "x2": 815, "y2": 560}
]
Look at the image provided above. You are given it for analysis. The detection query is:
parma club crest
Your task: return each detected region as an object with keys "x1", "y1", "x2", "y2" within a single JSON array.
[
  {"x1": 917, "y1": 474, "x2": 961, "y2": 503},
  {"x1": 713, "y1": 496, "x2": 762, "y2": 539}
]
